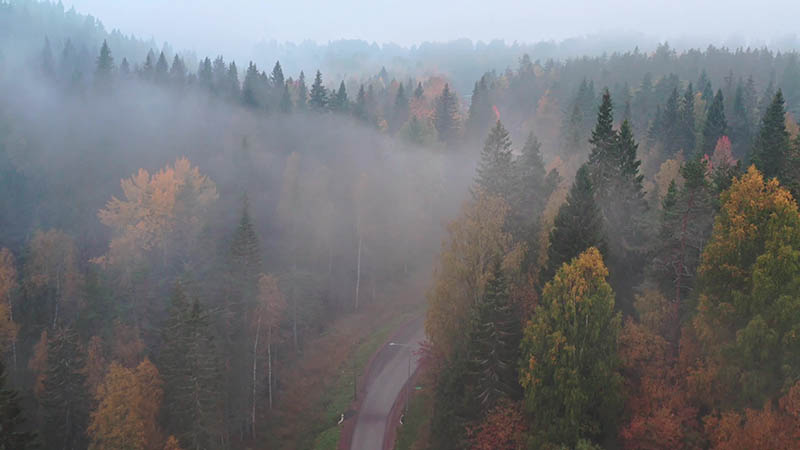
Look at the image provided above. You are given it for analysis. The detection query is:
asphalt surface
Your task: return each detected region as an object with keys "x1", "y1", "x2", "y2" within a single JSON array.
[{"x1": 350, "y1": 316, "x2": 426, "y2": 450}]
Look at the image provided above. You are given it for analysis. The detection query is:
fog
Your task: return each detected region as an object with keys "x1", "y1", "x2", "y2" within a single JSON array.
[{"x1": 64, "y1": 0, "x2": 800, "y2": 61}]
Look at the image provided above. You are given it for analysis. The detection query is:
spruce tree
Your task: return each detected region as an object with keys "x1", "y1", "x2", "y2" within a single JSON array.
[
  {"x1": 588, "y1": 89, "x2": 618, "y2": 195},
  {"x1": 330, "y1": 81, "x2": 348, "y2": 113},
  {"x1": 353, "y1": 84, "x2": 367, "y2": 122},
  {"x1": 414, "y1": 81, "x2": 424, "y2": 99},
  {"x1": 467, "y1": 261, "x2": 521, "y2": 409},
  {"x1": 94, "y1": 40, "x2": 114, "y2": 91},
  {"x1": 391, "y1": 83, "x2": 409, "y2": 131},
  {"x1": 154, "y1": 51, "x2": 169, "y2": 84},
  {"x1": 510, "y1": 133, "x2": 552, "y2": 269},
  {"x1": 661, "y1": 87, "x2": 681, "y2": 155},
  {"x1": 0, "y1": 360, "x2": 36, "y2": 449},
  {"x1": 270, "y1": 60, "x2": 285, "y2": 106},
  {"x1": 679, "y1": 83, "x2": 697, "y2": 153},
  {"x1": 466, "y1": 76, "x2": 491, "y2": 138},
  {"x1": 751, "y1": 89, "x2": 791, "y2": 180},
  {"x1": 541, "y1": 165, "x2": 606, "y2": 284},
  {"x1": 41, "y1": 327, "x2": 89, "y2": 450},
  {"x1": 161, "y1": 284, "x2": 222, "y2": 450},
  {"x1": 279, "y1": 82, "x2": 292, "y2": 113},
  {"x1": 308, "y1": 70, "x2": 328, "y2": 112},
  {"x1": 702, "y1": 89, "x2": 727, "y2": 154},
  {"x1": 434, "y1": 83, "x2": 459, "y2": 144},
  {"x1": 169, "y1": 54, "x2": 186, "y2": 86},
  {"x1": 226, "y1": 61, "x2": 240, "y2": 99},
  {"x1": 198, "y1": 57, "x2": 213, "y2": 89},
  {"x1": 730, "y1": 82, "x2": 753, "y2": 158},
  {"x1": 474, "y1": 120, "x2": 513, "y2": 199},
  {"x1": 119, "y1": 57, "x2": 130, "y2": 78},
  {"x1": 242, "y1": 62, "x2": 261, "y2": 108},
  {"x1": 561, "y1": 102, "x2": 584, "y2": 155}
]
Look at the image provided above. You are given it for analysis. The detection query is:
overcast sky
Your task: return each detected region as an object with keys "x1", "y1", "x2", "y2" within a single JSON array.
[{"x1": 66, "y1": 0, "x2": 800, "y2": 57}]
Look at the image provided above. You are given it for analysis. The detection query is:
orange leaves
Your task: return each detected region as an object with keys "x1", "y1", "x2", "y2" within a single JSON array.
[
  {"x1": 88, "y1": 358, "x2": 164, "y2": 450},
  {"x1": 467, "y1": 400, "x2": 526, "y2": 450},
  {"x1": 95, "y1": 157, "x2": 217, "y2": 268}
]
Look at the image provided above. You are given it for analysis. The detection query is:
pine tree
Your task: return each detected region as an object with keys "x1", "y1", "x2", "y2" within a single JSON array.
[
  {"x1": 509, "y1": 132, "x2": 552, "y2": 269},
  {"x1": 242, "y1": 62, "x2": 262, "y2": 108},
  {"x1": 751, "y1": 89, "x2": 791, "y2": 181},
  {"x1": 308, "y1": 70, "x2": 328, "y2": 112},
  {"x1": 679, "y1": 83, "x2": 697, "y2": 153},
  {"x1": 474, "y1": 120, "x2": 513, "y2": 199},
  {"x1": 434, "y1": 83, "x2": 459, "y2": 144},
  {"x1": 541, "y1": 165, "x2": 606, "y2": 284},
  {"x1": 330, "y1": 81, "x2": 348, "y2": 113},
  {"x1": 391, "y1": 83, "x2": 409, "y2": 131},
  {"x1": 119, "y1": 57, "x2": 130, "y2": 78},
  {"x1": 226, "y1": 62, "x2": 240, "y2": 99},
  {"x1": 198, "y1": 57, "x2": 213, "y2": 89},
  {"x1": 94, "y1": 40, "x2": 114, "y2": 91},
  {"x1": 154, "y1": 51, "x2": 169, "y2": 84},
  {"x1": 562, "y1": 102, "x2": 584, "y2": 155},
  {"x1": 730, "y1": 81, "x2": 753, "y2": 158},
  {"x1": 160, "y1": 284, "x2": 222, "y2": 450},
  {"x1": 702, "y1": 89, "x2": 727, "y2": 154},
  {"x1": 466, "y1": 76, "x2": 492, "y2": 138},
  {"x1": 270, "y1": 61, "x2": 285, "y2": 106},
  {"x1": 414, "y1": 81, "x2": 424, "y2": 99},
  {"x1": 169, "y1": 55, "x2": 186, "y2": 86},
  {"x1": 0, "y1": 360, "x2": 36, "y2": 449},
  {"x1": 41, "y1": 327, "x2": 89, "y2": 450},
  {"x1": 279, "y1": 81, "x2": 292, "y2": 113},
  {"x1": 588, "y1": 89, "x2": 618, "y2": 194},
  {"x1": 660, "y1": 87, "x2": 681, "y2": 155},
  {"x1": 467, "y1": 261, "x2": 520, "y2": 409},
  {"x1": 353, "y1": 84, "x2": 368, "y2": 122}
]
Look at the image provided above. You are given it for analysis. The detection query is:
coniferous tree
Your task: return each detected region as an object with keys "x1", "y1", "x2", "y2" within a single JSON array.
[
  {"x1": 588, "y1": 89, "x2": 618, "y2": 193},
  {"x1": 679, "y1": 83, "x2": 697, "y2": 153},
  {"x1": 330, "y1": 81, "x2": 348, "y2": 113},
  {"x1": 94, "y1": 40, "x2": 114, "y2": 91},
  {"x1": 541, "y1": 165, "x2": 606, "y2": 284},
  {"x1": 226, "y1": 61, "x2": 240, "y2": 100},
  {"x1": 242, "y1": 62, "x2": 262, "y2": 108},
  {"x1": 466, "y1": 76, "x2": 492, "y2": 138},
  {"x1": 308, "y1": 70, "x2": 328, "y2": 112},
  {"x1": 509, "y1": 132, "x2": 552, "y2": 269},
  {"x1": 661, "y1": 87, "x2": 681, "y2": 155},
  {"x1": 730, "y1": 82, "x2": 753, "y2": 158},
  {"x1": 353, "y1": 84, "x2": 367, "y2": 122},
  {"x1": 41, "y1": 327, "x2": 88, "y2": 450},
  {"x1": 702, "y1": 89, "x2": 727, "y2": 154},
  {"x1": 391, "y1": 83, "x2": 409, "y2": 131},
  {"x1": 119, "y1": 57, "x2": 130, "y2": 78},
  {"x1": 161, "y1": 284, "x2": 222, "y2": 450},
  {"x1": 279, "y1": 81, "x2": 292, "y2": 113},
  {"x1": 434, "y1": 83, "x2": 459, "y2": 144},
  {"x1": 751, "y1": 89, "x2": 791, "y2": 181},
  {"x1": 198, "y1": 57, "x2": 213, "y2": 89},
  {"x1": 270, "y1": 61, "x2": 285, "y2": 106},
  {"x1": 0, "y1": 360, "x2": 36, "y2": 449},
  {"x1": 169, "y1": 54, "x2": 186, "y2": 86},
  {"x1": 295, "y1": 71, "x2": 308, "y2": 111},
  {"x1": 154, "y1": 51, "x2": 169, "y2": 84},
  {"x1": 474, "y1": 120, "x2": 513, "y2": 199},
  {"x1": 467, "y1": 261, "x2": 521, "y2": 410},
  {"x1": 562, "y1": 102, "x2": 584, "y2": 156},
  {"x1": 414, "y1": 81, "x2": 424, "y2": 99}
]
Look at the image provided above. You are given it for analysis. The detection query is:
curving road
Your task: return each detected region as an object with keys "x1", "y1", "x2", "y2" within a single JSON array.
[{"x1": 350, "y1": 317, "x2": 425, "y2": 450}]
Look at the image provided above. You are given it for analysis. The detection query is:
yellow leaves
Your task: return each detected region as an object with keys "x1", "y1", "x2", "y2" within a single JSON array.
[
  {"x1": 543, "y1": 247, "x2": 609, "y2": 307},
  {"x1": 425, "y1": 191, "x2": 521, "y2": 359},
  {"x1": 96, "y1": 157, "x2": 217, "y2": 268},
  {"x1": 88, "y1": 358, "x2": 164, "y2": 450}
]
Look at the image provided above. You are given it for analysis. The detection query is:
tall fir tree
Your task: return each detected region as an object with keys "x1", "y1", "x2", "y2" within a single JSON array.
[
  {"x1": 702, "y1": 89, "x2": 727, "y2": 154},
  {"x1": 467, "y1": 261, "x2": 521, "y2": 410},
  {"x1": 679, "y1": 83, "x2": 697, "y2": 153},
  {"x1": 730, "y1": 81, "x2": 754, "y2": 158},
  {"x1": 510, "y1": 132, "x2": 552, "y2": 270},
  {"x1": 541, "y1": 165, "x2": 606, "y2": 284},
  {"x1": 41, "y1": 327, "x2": 89, "y2": 450},
  {"x1": 414, "y1": 81, "x2": 424, "y2": 99},
  {"x1": 161, "y1": 284, "x2": 223, "y2": 450},
  {"x1": 94, "y1": 40, "x2": 114, "y2": 91},
  {"x1": 353, "y1": 84, "x2": 368, "y2": 122},
  {"x1": 330, "y1": 81, "x2": 348, "y2": 113},
  {"x1": 474, "y1": 120, "x2": 514, "y2": 199},
  {"x1": 308, "y1": 70, "x2": 328, "y2": 112},
  {"x1": 751, "y1": 89, "x2": 791, "y2": 181},
  {"x1": 588, "y1": 89, "x2": 618, "y2": 194},
  {"x1": 434, "y1": 83, "x2": 459, "y2": 144},
  {"x1": 0, "y1": 360, "x2": 36, "y2": 449},
  {"x1": 391, "y1": 83, "x2": 409, "y2": 132},
  {"x1": 154, "y1": 51, "x2": 169, "y2": 84}
]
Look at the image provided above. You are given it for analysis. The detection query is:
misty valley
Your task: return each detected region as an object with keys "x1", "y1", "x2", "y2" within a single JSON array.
[{"x1": 1, "y1": 1, "x2": 800, "y2": 449}]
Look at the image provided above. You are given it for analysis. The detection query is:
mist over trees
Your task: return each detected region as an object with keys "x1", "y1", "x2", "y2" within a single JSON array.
[{"x1": 0, "y1": 1, "x2": 800, "y2": 449}]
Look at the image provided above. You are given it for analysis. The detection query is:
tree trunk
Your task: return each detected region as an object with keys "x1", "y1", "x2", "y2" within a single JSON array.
[
  {"x1": 355, "y1": 234, "x2": 362, "y2": 311},
  {"x1": 252, "y1": 315, "x2": 262, "y2": 439}
]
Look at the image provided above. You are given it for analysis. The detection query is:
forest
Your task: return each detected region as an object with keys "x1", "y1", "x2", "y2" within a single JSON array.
[{"x1": 1, "y1": 0, "x2": 800, "y2": 449}]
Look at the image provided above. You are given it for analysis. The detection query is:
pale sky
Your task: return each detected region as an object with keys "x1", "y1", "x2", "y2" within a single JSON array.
[{"x1": 66, "y1": 0, "x2": 800, "y2": 57}]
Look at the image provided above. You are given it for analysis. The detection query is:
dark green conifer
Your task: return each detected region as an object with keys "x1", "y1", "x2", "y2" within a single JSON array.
[
  {"x1": 751, "y1": 89, "x2": 791, "y2": 180},
  {"x1": 474, "y1": 120, "x2": 513, "y2": 199},
  {"x1": 41, "y1": 328, "x2": 88, "y2": 450},
  {"x1": 308, "y1": 70, "x2": 328, "y2": 112},
  {"x1": 0, "y1": 361, "x2": 36, "y2": 449},
  {"x1": 434, "y1": 83, "x2": 459, "y2": 144},
  {"x1": 702, "y1": 89, "x2": 727, "y2": 154}
]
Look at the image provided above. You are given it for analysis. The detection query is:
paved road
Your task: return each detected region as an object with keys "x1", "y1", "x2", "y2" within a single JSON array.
[{"x1": 350, "y1": 317, "x2": 425, "y2": 450}]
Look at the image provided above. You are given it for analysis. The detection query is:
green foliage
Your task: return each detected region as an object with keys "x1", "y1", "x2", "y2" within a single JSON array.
[
  {"x1": 474, "y1": 120, "x2": 513, "y2": 199},
  {"x1": 309, "y1": 70, "x2": 328, "y2": 112},
  {"x1": 434, "y1": 83, "x2": 459, "y2": 144},
  {"x1": 520, "y1": 248, "x2": 622, "y2": 448},
  {"x1": 751, "y1": 89, "x2": 791, "y2": 181},
  {"x1": 41, "y1": 327, "x2": 88, "y2": 450},
  {"x1": 541, "y1": 165, "x2": 606, "y2": 284},
  {"x1": 0, "y1": 360, "x2": 36, "y2": 450},
  {"x1": 160, "y1": 284, "x2": 223, "y2": 450},
  {"x1": 702, "y1": 89, "x2": 727, "y2": 154}
]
